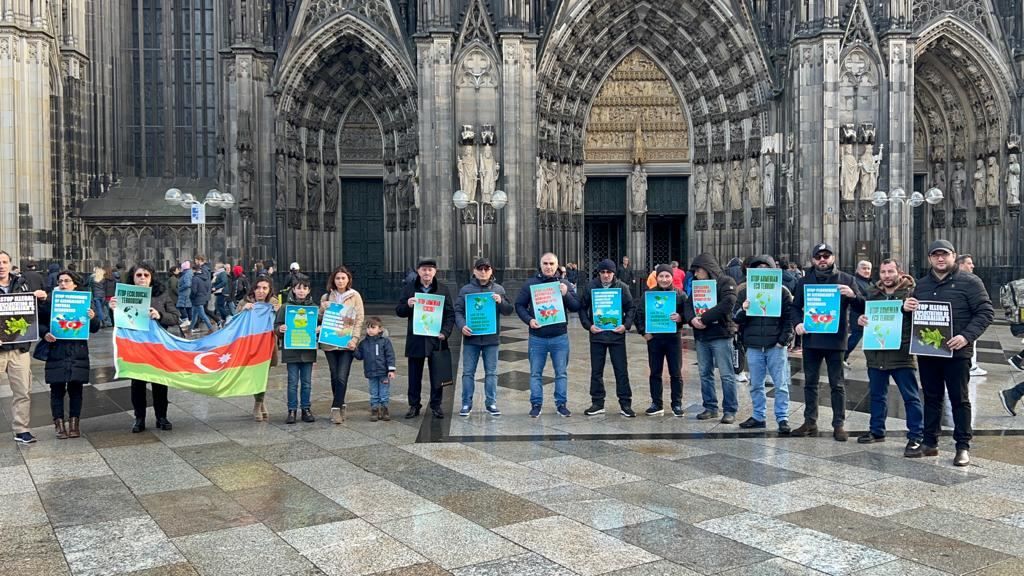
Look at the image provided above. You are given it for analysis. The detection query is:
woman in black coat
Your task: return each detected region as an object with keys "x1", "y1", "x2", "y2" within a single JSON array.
[
  {"x1": 39, "y1": 271, "x2": 102, "y2": 439},
  {"x1": 110, "y1": 262, "x2": 181, "y2": 432}
]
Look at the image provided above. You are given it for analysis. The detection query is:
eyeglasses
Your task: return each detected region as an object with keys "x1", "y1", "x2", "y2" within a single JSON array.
[
  {"x1": 812, "y1": 254, "x2": 832, "y2": 261},
  {"x1": 134, "y1": 272, "x2": 151, "y2": 277}
]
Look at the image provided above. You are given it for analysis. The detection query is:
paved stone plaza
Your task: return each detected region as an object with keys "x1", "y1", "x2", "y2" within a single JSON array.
[{"x1": 3, "y1": 310, "x2": 1024, "y2": 575}]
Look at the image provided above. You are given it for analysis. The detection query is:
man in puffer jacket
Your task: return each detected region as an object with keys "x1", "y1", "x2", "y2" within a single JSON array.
[
  {"x1": 854, "y1": 259, "x2": 924, "y2": 457},
  {"x1": 635, "y1": 264, "x2": 688, "y2": 417},
  {"x1": 907, "y1": 240, "x2": 993, "y2": 466},
  {"x1": 789, "y1": 243, "x2": 864, "y2": 441},
  {"x1": 683, "y1": 253, "x2": 739, "y2": 423},
  {"x1": 733, "y1": 255, "x2": 793, "y2": 433}
]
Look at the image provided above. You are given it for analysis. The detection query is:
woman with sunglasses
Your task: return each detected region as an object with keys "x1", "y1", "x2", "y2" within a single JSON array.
[{"x1": 109, "y1": 262, "x2": 181, "y2": 432}]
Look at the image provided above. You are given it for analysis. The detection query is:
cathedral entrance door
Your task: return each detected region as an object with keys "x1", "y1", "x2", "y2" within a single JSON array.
[
  {"x1": 646, "y1": 217, "x2": 685, "y2": 271},
  {"x1": 583, "y1": 218, "x2": 624, "y2": 277},
  {"x1": 340, "y1": 178, "x2": 387, "y2": 301}
]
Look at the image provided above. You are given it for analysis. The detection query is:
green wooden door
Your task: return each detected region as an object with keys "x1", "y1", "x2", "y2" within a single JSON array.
[{"x1": 341, "y1": 178, "x2": 388, "y2": 301}]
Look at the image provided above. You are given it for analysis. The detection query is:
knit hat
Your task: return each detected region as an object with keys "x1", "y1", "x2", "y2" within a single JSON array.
[
  {"x1": 181, "y1": 260, "x2": 191, "y2": 270},
  {"x1": 596, "y1": 259, "x2": 616, "y2": 272},
  {"x1": 232, "y1": 265, "x2": 243, "y2": 278},
  {"x1": 655, "y1": 264, "x2": 673, "y2": 276}
]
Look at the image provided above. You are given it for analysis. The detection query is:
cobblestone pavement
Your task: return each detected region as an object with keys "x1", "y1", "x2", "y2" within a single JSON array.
[{"x1": 2, "y1": 309, "x2": 1023, "y2": 575}]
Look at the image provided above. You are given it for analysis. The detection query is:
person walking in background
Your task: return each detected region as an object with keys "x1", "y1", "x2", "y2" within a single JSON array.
[
  {"x1": 355, "y1": 317, "x2": 397, "y2": 421},
  {"x1": 396, "y1": 258, "x2": 455, "y2": 419},
  {"x1": 579, "y1": 259, "x2": 636, "y2": 418},
  {"x1": 188, "y1": 256, "x2": 215, "y2": 334},
  {"x1": 212, "y1": 262, "x2": 232, "y2": 328},
  {"x1": 670, "y1": 261, "x2": 686, "y2": 291},
  {"x1": 276, "y1": 274, "x2": 321, "y2": 424},
  {"x1": 233, "y1": 265, "x2": 249, "y2": 305},
  {"x1": 320, "y1": 266, "x2": 365, "y2": 424},
  {"x1": 46, "y1": 262, "x2": 61, "y2": 292},
  {"x1": 91, "y1": 267, "x2": 111, "y2": 328},
  {"x1": 38, "y1": 270, "x2": 102, "y2": 439},
  {"x1": 166, "y1": 265, "x2": 180, "y2": 322},
  {"x1": 956, "y1": 254, "x2": 987, "y2": 378},
  {"x1": 844, "y1": 260, "x2": 873, "y2": 368},
  {"x1": 21, "y1": 261, "x2": 45, "y2": 292},
  {"x1": 635, "y1": 264, "x2": 687, "y2": 417},
  {"x1": 237, "y1": 276, "x2": 280, "y2": 422},
  {"x1": 454, "y1": 257, "x2": 513, "y2": 417},
  {"x1": 684, "y1": 253, "x2": 739, "y2": 424},
  {"x1": 617, "y1": 256, "x2": 636, "y2": 298},
  {"x1": 566, "y1": 263, "x2": 579, "y2": 291},
  {"x1": 177, "y1": 260, "x2": 193, "y2": 326}
]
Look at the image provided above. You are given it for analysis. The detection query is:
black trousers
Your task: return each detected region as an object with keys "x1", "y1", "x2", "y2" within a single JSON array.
[
  {"x1": 131, "y1": 380, "x2": 168, "y2": 419},
  {"x1": 407, "y1": 356, "x2": 442, "y2": 409},
  {"x1": 920, "y1": 356, "x2": 972, "y2": 450},
  {"x1": 647, "y1": 337, "x2": 683, "y2": 408},
  {"x1": 325, "y1": 350, "x2": 355, "y2": 408},
  {"x1": 589, "y1": 340, "x2": 632, "y2": 406},
  {"x1": 801, "y1": 348, "x2": 846, "y2": 426},
  {"x1": 50, "y1": 382, "x2": 84, "y2": 419}
]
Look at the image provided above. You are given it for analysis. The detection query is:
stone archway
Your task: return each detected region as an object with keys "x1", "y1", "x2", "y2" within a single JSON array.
[
  {"x1": 537, "y1": 0, "x2": 774, "y2": 264},
  {"x1": 273, "y1": 11, "x2": 417, "y2": 277},
  {"x1": 912, "y1": 18, "x2": 1016, "y2": 268}
]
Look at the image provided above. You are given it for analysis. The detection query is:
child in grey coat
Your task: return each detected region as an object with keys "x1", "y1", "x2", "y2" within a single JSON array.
[{"x1": 355, "y1": 317, "x2": 397, "y2": 421}]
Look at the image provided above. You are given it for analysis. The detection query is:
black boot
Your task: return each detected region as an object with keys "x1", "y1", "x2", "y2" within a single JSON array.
[
  {"x1": 301, "y1": 408, "x2": 315, "y2": 423},
  {"x1": 156, "y1": 417, "x2": 172, "y2": 431},
  {"x1": 286, "y1": 410, "x2": 297, "y2": 424},
  {"x1": 404, "y1": 405, "x2": 421, "y2": 419},
  {"x1": 131, "y1": 418, "x2": 146, "y2": 433}
]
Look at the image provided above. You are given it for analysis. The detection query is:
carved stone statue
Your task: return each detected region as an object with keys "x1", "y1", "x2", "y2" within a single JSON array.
[
  {"x1": 559, "y1": 162, "x2": 573, "y2": 213},
  {"x1": 290, "y1": 156, "x2": 305, "y2": 211},
  {"x1": 543, "y1": 159, "x2": 559, "y2": 211},
  {"x1": 383, "y1": 165, "x2": 399, "y2": 208},
  {"x1": 274, "y1": 153, "x2": 287, "y2": 210},
  {"x1": 858, "y1": 143, "x2": 879, "y2": 201},
  {"x1": 711, "y1": 162, "x2": 726, "y2": 212},
  {"x1": 727, "y1": 159, "x2": 743, "y2": 210},
  {"x1": 238, "y1": 151, "x2": 253, "y2": 204},
  {"x1": 630, "y1": 164, "x2": 648, "y2": 215},
  {"x1": 762, "y1": 155, "x2": 775, "y2": 207},
  {"x1": 933, "y1": 161, "x2": 946, "y2": 192},
  {"x1": 951, "y1": 161, "x2": 966, "y2": 209},
  {"x1": 987, "y1": 155, "x2": 1000, "y2": 207},
  {"x1": 840, "y1": 123, "x2": 857, "y2": 144},
  {"x1": 458, "y1": 144, "x2": 478, "y2": 202},
  {"x1": 694, "y1": 164, "x2": 709, "y2": 212},
  {"x1": 1008, "y1": 154, "x2": 1021, "y2": 206},
  {"x1": 479, "y1": 145, "x2": 500, "y2": 204},
  {"x1": 398, "y1": 162, "x2": 414, "y2": 210},
  {"x1": 571, "y1": 164, "x2": 585, "y2": 213},
  {"x1": 973, "y1": 158, "x2": 986, "y2": 207},
  {"x1": 535, "y1": 157, "x2": 546, "y2": 210},
  {"x1": 411, "y1": 155, "x2": 421, "y2": 208},
  {"x1": 747, "y1": 158, "x2": 762, "y2": 208},
  {"x1": 306, "y1": 163, "x2": 321, "y2": 213},
  {"x1": 323, "y1": 164, "x2": 339, "y2": 213},
  {"x1": 840, "y1": 143, "x2": 859, "y2": 201}
]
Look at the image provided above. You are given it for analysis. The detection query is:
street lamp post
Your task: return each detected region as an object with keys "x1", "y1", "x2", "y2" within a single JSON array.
[
  {"x1": 165, "y1": 188, "x2": 236, "y2": 256},
  {"x1": 453, "y1": 190, "x2": 508, "y2": 260},
  {"x1": 871, "y1": 186, "x2": 944, "y2": 265}
]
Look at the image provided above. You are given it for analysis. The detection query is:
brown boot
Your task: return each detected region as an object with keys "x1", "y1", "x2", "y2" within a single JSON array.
[
  {"x1": 330, "y1": 407, "x2": 342, "y2": 424},
  {"x1": 833, "y1": 426, "x2": 849, "y2": 442},
  {"x1": 54, "y1": 418, "x2": 68, "y2": 440},
  {"x1": 68, "y1": 417, "x2": 81, "y2": 438},
  {"x1": 381, "y1": 406, "x2": 391, "y2": 421},
  {"x1": 370, "y1": 406, "x2": 379, "y2": 422},
  {"x1": 253, "y1": 400, "x2": 264, "y2": 422},
  {"x1": 261, "y1": 402, "x2": 270, "y2": 420},
  {"x1": 790, "y1": 420, "x2": 818, "y2": 437}
]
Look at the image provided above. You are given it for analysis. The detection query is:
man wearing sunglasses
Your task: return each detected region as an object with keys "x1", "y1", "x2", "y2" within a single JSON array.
[
  {"x1": 906, "y1": 240, "x2": 993, "y2": 466},
  {"x1": 454, "y1": 258, "x2": 514, "y2": 417},
  {"x1": 789, "y1": 243, "x2": 864, "y2": 441}
]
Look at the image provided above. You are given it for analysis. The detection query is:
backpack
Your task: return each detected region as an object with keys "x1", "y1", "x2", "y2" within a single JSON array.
[{"x1": 999, "y1": 278, "x2": 1024, "y2": 324}]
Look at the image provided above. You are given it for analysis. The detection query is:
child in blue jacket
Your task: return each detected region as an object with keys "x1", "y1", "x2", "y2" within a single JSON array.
[{"x1": 355, "y1": 317, "x2": 397, "y2": 421}]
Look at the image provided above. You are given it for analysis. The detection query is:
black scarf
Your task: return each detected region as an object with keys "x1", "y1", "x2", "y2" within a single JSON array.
[{"x1": 813, "y1": 264, "x2": 834, "y2": 281}]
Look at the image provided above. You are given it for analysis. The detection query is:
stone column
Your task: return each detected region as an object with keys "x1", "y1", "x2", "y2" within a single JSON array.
[
  {"x1": 885, "y1": 37, "x2": 913, "y2": 265},
  {"x1": 417, "y1": 35, "x2": 455, "y2": 270},
  {"x1": 499, "y1": 35, "x2": 538, "y2": 273}
]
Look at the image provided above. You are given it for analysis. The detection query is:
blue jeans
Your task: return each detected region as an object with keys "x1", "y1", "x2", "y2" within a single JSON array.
[
  {"x1": 747, "y1": 345, "x2": 790, "y2": 422},
  {"x1": 215, "y1": 294, "x2": 233, "y2": 323},
  {"x1": 461, "y1": 343, "x2": 499, "y2": 407},
  {"x1": 867, "y1": 367, "x2": 924, "y2": 441},
  {"x1": 695, "y1": 337, "x2": 738, "y2": 414},
  {"x1": 190, "y1": 305, "x2": 213, "y2": 331},
  {"x1": 92, "y1": 297, "x2": 109, "y2": 326},
  {"x1": 369, "y1": 377, "x2": 390, "y2": 407},
  {"x1": 286, "y1": 362, "x2": 313, "y2": 410},
  {"x1": 528, "y1": 333, "x2": 569, "y2": 407}
]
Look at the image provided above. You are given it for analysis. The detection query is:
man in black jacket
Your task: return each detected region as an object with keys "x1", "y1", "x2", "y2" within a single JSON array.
[
  {"x1": 844, "y1": 260, "x2": 873, "y2": 367},
  {"x1": 906, "y1": 240, "x2": 993, "y2": 466},
  {"x1": 790, "y1": 243, "x2": 864, "y2": 441},
  {"x1": 855, "y1": 259, "x2": 924, "y2": 457},
  {"x1": 733, "y1": 255, "x2": 793, "y2": 433},
  {"x1": 0, "y1": 250, "x2": 49, "y2": 443},
  {"x1": 683, "y1": 253, "x2": 739, "y2": 423},
  {"x1": 579, "y1": 259, "x2": 636, "y2": 417},
  {"x1": 616, "y1": 257, "x2": 636, "y2": 297},
  {"x1": 635, "y1": 265, "x2": 687, "y2": 416},
  {"x1": 515, "y1": 252, "x2": 581, "y2": 417},
  {"x1": 396, "y1": 258, "x2": 456, "y2": 419}
]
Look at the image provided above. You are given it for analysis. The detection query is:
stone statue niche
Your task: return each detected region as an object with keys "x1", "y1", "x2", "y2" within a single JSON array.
[
  {"x1": 457, "y1": 125, "x2": 478, "y2": 203},
  {"x1": 479, "y1": 125, "x2": 500, "y2": 206}
]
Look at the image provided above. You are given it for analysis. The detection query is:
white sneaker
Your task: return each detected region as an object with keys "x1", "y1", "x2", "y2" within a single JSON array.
[
  {"x1": 969, "y1": 366, "x2": 987, "y2": 377},
  {"x1": 735, "y1": 372, "x2": 749, "y2": 383},
  {"x1": 843, "y1": 361, "x2": 852, "y2": 369}
]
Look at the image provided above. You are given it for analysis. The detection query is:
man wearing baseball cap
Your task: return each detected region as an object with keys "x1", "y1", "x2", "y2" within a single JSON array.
[
  {"x1": 578, "y1": 259, "x2": 636, "y2": 417},
  {"x1": 905, "y1": 239, "x2": 993, "y2": 466},
  {"x1": 789, "y1": 242, "x2": 864, "y2": 441}
]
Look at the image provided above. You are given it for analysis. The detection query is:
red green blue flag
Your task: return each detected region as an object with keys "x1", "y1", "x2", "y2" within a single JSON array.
[{"x1": 113, "y1": 304, "x2": 276, "y2": 397}]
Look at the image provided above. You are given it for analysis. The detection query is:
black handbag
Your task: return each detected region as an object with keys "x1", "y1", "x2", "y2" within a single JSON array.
[
  {"x1": 33, "y1": 339, "x2": 51, "y2": 362},
  {"x1": 429, "y1": 340, "x2": 454, "y2": 389}
]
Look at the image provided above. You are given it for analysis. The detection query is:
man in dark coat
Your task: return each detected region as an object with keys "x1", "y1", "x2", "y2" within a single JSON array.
[
  {"x1": 579, "y1": 259, "x2": 636, "y2": 417},
  {"x1": 789, "y1": 243, "x2": 864, "y2": 441},
  {"x1": 45, "y1": 263, "x2": 61, "y2": 292},
  {"x1": 21, "y1": 261, "x2": 46, "y2": 293},
  {"x1": 683, "y1": 253, "x2": 739, "y2": 423},
  {"x1": 635, "y1": 264, "x2": 687, "y2": 416},
  {"x1": 844, "y1": 260, "x2": 873, "y2": 366},
  {"x1": 616, "y1": 256, "x2": 636, "y2": 297},
  {"x1": 396, "y1": 258, "x2": 455, "y2": 419},
  {"x1": 854, "y1": 259, "x2": 924, "y2": 457},
  {"x1": 907, "y1": 240, "x2": 993, "y2": 466}
]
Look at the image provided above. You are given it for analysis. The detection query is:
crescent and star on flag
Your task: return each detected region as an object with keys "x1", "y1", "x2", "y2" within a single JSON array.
[{"x1": 193, "y1": 352, "x2": 232, "y2": 373}]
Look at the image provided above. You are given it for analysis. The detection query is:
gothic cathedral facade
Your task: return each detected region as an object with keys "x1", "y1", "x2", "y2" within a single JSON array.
[{"x1": 2, "y1": 0, "x2": 1022, "y2": 286}]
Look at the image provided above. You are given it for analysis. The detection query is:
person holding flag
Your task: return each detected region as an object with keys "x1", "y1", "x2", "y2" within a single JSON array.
[{"x1": 236, "y1": 276, "x2": 280, "y2": 421}]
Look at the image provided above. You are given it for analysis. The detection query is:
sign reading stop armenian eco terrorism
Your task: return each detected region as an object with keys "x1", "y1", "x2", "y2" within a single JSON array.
[
  {"x1": 413, "y1": 293, "x2": 445, "y2": 337},
  {"x1": 802, "y1": 284, "x2": 841, "y2": 334},
  {"x1": 530, "y1": 282, "x2": 566, "y2": 326},
  {"x1": 50, "y1": 290, "x2": 92, "y2": 340},
  {"x1": 863, "y1": 300, "x2": 904, "y2": 351},
  {"x1": 910, "y1": 301, "x2": 953, "y2": 358},
  {"x1": 746, "y1": 269, "x2": 782, "y2": 317},
  {"x1": 0, "y1": 293, "x2": 38, "y2": 345}
]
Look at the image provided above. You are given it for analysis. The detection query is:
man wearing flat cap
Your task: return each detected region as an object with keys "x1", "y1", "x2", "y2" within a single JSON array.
[
  {"x1": 905, "y1": 239, "x2": 993, "y2": 466},
  {"x1": 789, "y1": 242, "x2": 864, "y2": 441},
  {"x1": 396, "y1": 257, "x2": 455, "y2": 419},
  {"x1": 579, "y1": 259, "x2": 636, "y2": 417}
]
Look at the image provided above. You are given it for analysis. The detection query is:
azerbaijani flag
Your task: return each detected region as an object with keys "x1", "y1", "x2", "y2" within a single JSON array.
[{"x1": 113, "y1": 304, "x2": 276, "y2": 397}]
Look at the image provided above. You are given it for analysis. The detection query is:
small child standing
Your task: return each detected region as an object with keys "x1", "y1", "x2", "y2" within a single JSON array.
[
  {"x1": 275, "y1": 275, "x2": 320, "y2": 424},
  {"x1": 355, "y1": 317, "x2": 397, "y2": 421}
]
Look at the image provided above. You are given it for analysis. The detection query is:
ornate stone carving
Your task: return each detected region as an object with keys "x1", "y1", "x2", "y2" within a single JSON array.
[
  {"x1": 572, "y1": 164, "x2": 585, "y2": 214},
  {"x1": 457, "y1": 125, "x2": 478, "y2": 202},
  {"x1": 559, "y1": 163, "x2": 572, "y2": 214},
  {"x1": 931, "y1": 207, "x2": 947, "y2": 228},
  {"x1": 746, "y1": 157, "x2": 762, "y2": 209},
  {"x1": 762, "y1": 155, "x2": 775, "y2": 208},
  {"x1": 986, "y1": 155, "x2": 1000, "y2": 207},
  {"x1": 973, "y1": 158, "x2": 986, "y2": 208},
  {"x1": 339, "y1": 101, "x2": 383, "y2": 162},
  {"x1": 841, "y1": 143, "x2": 858, "y2": 201},
  {"x1": 694, "y1": 164, "x2": 709, "y2": 212},
  {"x1": 398, "y1": 161, "x2": 414, "y2": 211},
  {"x1": 275, "y1": 153, "x2": 288, "y2": 211},
  {"x1": 950, "y1": 161, "x2": 966, "y2": 209},
  {"x1": 727, "y1": 160, "x2": 743, "y2": 210},
  {"x1": 841, "y1": 201, "x2": 857, "y2": 221},
  {"x1": 730, "y1": 209, "x2": 744, "y2": 229},
  {"x1": 479, "y1": 144, "x2": 500, "y2": 204},
  {"x1": 535, "y1": 158, "x2": 547, "y2": 210},
  {"x1": 303, "y1": 0, "x2": 396, "y2": 37},
  {"x1": 629, "y1": 164, "x2": 648, "y2": 216},
  {"x1": 1008, "y1": 154, "x2": 1021, "y2": 206},
  {"x1": 457, "y1": 48, "x2": 497, "y2": 90},
  {"x1": 858, "y1": 144, "x2": 880, "y2": 201},
  {"x1": 710, "y1": 162, "x2": 726, "y2": 212},
  {"x1": 544, "y1": 159, "x2": 559, "y2": 212}
]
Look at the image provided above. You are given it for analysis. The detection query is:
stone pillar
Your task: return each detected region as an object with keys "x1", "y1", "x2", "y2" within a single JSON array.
[
  {"x1": 417, "y1": 35, "x2": 455, "y2": 270},
  {"x1": 499, "y1": 35, "x2": 538, "y2": 273},
  {"x1": 885, "y1": 37, "x2": 913, "y2": 265},
  {"x1": 821, "y1": 37, "x2": 842, "y2": 257}
]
